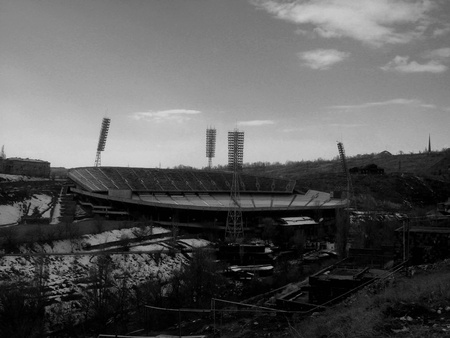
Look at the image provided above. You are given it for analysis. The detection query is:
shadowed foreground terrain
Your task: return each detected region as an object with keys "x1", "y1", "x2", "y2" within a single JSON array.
[{"x1": 210, "y1": 260, "x2": 450, "y2": 338}]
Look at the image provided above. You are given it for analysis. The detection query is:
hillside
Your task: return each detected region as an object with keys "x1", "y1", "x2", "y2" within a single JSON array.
[
  {"x1": 295, "y1": 172, "x2": 450, "y2": 209},
  {"x1": 258, "y1": 150, "x2": 450, "y2": 178},
  {"x1": 244, "y1": 150, "x2": 450, "y2": 210},
  {"x1": 212, "y1": 260, "x2": 450, "y2": 338}
]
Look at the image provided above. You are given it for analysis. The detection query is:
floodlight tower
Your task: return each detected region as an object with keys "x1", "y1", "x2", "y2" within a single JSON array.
[
  {"x1": 206, "y1": 127, "x2": 217, "y2": 169},
  {"x1": 225, "y1": 128, "x2": 245, "y2": 242},
  {"x1": 227, "y1": 129, "x2": 244, "y2": 171},
  {"x1": 94, "y1": 117, "x2": 111, "y2": 167}
]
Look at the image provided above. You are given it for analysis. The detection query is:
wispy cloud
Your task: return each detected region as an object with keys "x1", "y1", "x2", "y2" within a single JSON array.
[
  {"x1": 131, "y1": 109, "x2": 201, "y2": 123},
  {"x1": 433, "y1": 23, "x2": 450, "y2": 37},
  {"x1": 282, "y1": 123, "x2": 365, "y2": 133},
  {"x1": 252, "y1": 0, "x2": 437, "y2": 47},
  {"x1": 422, "y1": 47, "x2": 450, "y2": 60},
  {"x1": 282, "y1": 127, "x2": 307, "y2": 133},
  {"x1": 328, "y1": 123, "x2": 368, "y2": 128},
  {"x1": 298, "y1": 49, "x2": 350, "y2": 70},
  {"x1": 381, "y1": 55, "x2": 448, "y2": 73},
  {"x1": 329, "y1": 98, "x2": 436, "y2": 110},
  {"x1": 238, "y1": 120, "x2": 275, "y2": 126}
]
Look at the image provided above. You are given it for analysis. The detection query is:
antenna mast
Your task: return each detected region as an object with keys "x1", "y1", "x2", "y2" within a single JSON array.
[
  {"x1": 206, "y1": 127, "x2": 217, "y2": 169},
  {"x1": 95, "y1": 117, "x2": 111, "y2": 167},
  {"x1": 225, "y1": 128, "x2": 245, "y2": 242}
]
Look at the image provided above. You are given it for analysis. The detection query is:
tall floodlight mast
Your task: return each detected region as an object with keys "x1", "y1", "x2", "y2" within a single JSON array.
[
  {"x1": 206, "y1": 127, "x2": 217, "y2": 169},
  {"x1": 94, "y1": 117, "x2": 111, "y2": 167},
  {"x1": 337, "y1": 141, "x2": 353, "y2": 205},
  {"x1": 225, "y1": 129, "x2": 245, "y2": 242}
]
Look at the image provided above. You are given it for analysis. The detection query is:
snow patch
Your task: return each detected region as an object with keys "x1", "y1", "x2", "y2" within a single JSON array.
[
  {"x1": 0, "y1": 205, "x2": 21, "y2": 225},
  {"x1": 29, "y1": 194, "x2": 53, "y2": 217},
  {"x1": 81, "y1": 226, "x2": 169, "y2": 247},
  {"x1": 179, "y1": 238, "x2": 210, "y2": 248},
  {"x1": 0, "y1": 225, "x2": 211, "y2": 332},
  {"x1": 0, "y1": 174, "x2": 47, "y2": 182},
  {"x1": 0, "y1": 193, "x2": 53, "y2": 225}
]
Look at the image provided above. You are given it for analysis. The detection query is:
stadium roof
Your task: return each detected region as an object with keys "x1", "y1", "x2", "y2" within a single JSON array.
[
  {"x1": 68, "y1": 167, "x2": 347, "y2": 212},
  {"x1": 68, "y1": 167, "x2": 297, "y2": 194}
]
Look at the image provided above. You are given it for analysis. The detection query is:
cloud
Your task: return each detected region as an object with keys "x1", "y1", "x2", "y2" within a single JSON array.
[
  {"x1": 282, "y1": 123, "x2": 365, "y2": 133},
  {"x1": 252, "y1": 0, "x2": 436, "y2": 47},
  {"x1": 238, "y1": 120, "x2": 275, "y2": 126},
  {"x1": 131, "y1": 109, "x2": 201, "y2": 123},
  {"x1": 422, "y1": 47, "x2": 450, "y2": 60},
  {"x1": 330, "y1": 98, "x2": 436, "y2": 110},
  {"x1": 298, "y1": 49, "x2": 349, "y2": 70},
  {"x1": 328, "y1": 123, "x2": 368, "y2": 128},
  {"x1": 282, "y1": 127, "x2": 307, "y2": 133},
  {"x1": 381, "y1": 55, "x2": 447, "y2": 73},
  {"x1": 433, "y1": 24, "x2": 450, "y2": 37}
]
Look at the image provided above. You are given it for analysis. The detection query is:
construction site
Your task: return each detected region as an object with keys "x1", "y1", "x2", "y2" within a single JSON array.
[{"x1": 1, "y1": 118, "x2": 450, "y2": 337}]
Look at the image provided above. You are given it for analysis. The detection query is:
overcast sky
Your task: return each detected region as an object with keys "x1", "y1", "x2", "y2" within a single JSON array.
[{"x1": 1, "y1": 0, "x2": 450, "y2": 169}]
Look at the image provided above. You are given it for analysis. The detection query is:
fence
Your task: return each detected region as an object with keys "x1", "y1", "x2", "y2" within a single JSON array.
[{"x1": 142, "y1": 298, "x2": 324, "y2": 337}]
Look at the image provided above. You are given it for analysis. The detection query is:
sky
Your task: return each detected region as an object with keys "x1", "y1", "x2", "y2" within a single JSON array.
[{"x1": 1, "y1": 0, "x2": 450, "y2": 169}]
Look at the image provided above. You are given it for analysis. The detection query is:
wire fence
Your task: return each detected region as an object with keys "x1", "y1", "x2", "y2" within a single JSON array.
[{"x1": 142, "y1": 298, "x2": 329, "y2": 337}]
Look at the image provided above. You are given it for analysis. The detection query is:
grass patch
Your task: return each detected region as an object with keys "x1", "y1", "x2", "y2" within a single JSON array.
[{"x1": 290, "y1": 264, "x2": 450, "y2": 338}]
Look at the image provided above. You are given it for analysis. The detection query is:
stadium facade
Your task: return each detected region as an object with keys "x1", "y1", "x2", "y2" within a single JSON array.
[{"x1": 68, "y1": 167, "x2": 348, "y2": 232}]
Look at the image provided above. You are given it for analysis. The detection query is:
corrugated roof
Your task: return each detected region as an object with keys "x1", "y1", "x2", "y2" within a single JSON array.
[{"x1": 68, "y1": 166, "x2": 297, "y2": 194}]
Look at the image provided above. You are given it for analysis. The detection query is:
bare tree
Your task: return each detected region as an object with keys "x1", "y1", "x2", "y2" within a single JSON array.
[
  {"x1": 1, "y1": 227, "x2": 18, "y2": 253},
  {"x1": 0, "y1": 257, "x2": 48, "y2": 337},
  {"x1": 168, "y1": 248, "x2": 228, "y2": 309},
  {"x1": 0, "y1": 284, "x2": 46, "y2": 337},
  {"x1": 65, "y1": 221, "x2": 80, "y2": 252}
]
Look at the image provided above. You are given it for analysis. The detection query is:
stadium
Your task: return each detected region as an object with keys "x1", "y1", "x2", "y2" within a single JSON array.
[{"x1": 68, "y1": 166, "x2": 348, "y2": 234}]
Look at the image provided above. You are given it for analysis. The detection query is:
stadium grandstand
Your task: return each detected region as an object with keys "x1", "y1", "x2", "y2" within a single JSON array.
[{"x1": 68, "y1": 167, "x2": 347, "y2": 232}]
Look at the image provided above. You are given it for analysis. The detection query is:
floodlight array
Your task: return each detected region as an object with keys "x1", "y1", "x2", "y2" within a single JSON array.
[
  {"x1": 97, "y1": 118, "x2": 111, "y2": 152},
  {"x1": 228, "y1": 129, "x2": 244, "y2": 171},
  {"x1": 206, "y1": 127, "x2": 217, "y2": 169},
  {"x1": 206, "y1": 128, "x2": 217, "y2": 158},
  {"x1": 95, "y1": 117, "x2": 111, "y2": 167},
  {"x1": 337, "y1": 142, "x2": 347, "y2": 174}
]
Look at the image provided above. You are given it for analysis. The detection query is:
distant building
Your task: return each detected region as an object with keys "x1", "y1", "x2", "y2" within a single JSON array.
[
  {"x1": 50, "y1": 167, "x2": 68, "y2": 179},
  {"x1": 278, "y1": 216, "x2": 323, "y2": 247},
  {"x1": 349, "y1": 163, "x2": 384, "y2": 175},
  {"x1": 376, "y1": 150, "x2": 392, "y2": 157},
  {"x1": 0, "y1": 157, "x2": 50, "y2": 178}
]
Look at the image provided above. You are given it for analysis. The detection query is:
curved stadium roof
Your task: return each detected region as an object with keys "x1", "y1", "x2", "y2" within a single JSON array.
[
  {"x1": 68, "y1": 167, "x2": 297, "y2": 194},
  {"x1": 68, "y1": 167, "x2": 347, "y2": 212}
]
